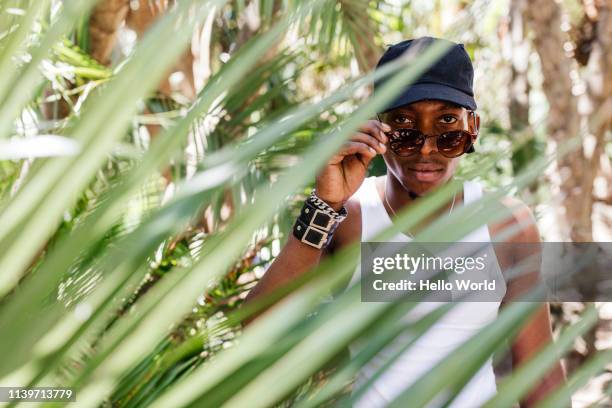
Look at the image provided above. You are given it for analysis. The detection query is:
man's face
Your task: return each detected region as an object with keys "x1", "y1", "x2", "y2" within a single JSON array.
[{"x1": 380, "y1": 99, "x2": 479, "y2": 195}]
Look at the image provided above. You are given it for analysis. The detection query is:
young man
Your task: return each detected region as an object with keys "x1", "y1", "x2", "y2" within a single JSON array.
[{"x1": 245, "y1": 37, "x2": 565, "y2": 407}]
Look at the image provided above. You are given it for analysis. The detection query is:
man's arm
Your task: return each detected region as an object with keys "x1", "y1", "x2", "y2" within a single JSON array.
[
  {"x1": 241, "y1": 120, "x2": 387, "y2": 325},
  {"x1": 500, "y1": 197, "x2": 566, "y2": 407},
  {"x1": 242, "y1": 199, "x2": 358, "y2": 324},
  {"x1": 243, "y1": 234, "x2": 327, "y2": 312},
  {"x1": 512, "y1": 304, "x2": 566, "y2": 407}
]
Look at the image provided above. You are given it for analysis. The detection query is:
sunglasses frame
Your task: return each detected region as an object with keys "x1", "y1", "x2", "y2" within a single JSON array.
[{"x1": 377, "y1": 110, "x2": 478, "y2": 158}]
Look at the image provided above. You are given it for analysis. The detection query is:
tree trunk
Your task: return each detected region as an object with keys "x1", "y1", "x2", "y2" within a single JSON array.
[
  {"x1": 88, "y1": 0, "x2": 130, "y2": 66},
  {"x1": 577, "y1": 1, "x2": 610, "y2": 364},
  {"x1": 503, "y1": 0, "x2": 538, "y2": 188},
  {"x1": 525, "y1": 0, "x2": 612, "y2": 371},
  {"x1": 507, "y1": 0, "x2": 530, "y2": 132},
  {"x1": 125, "y1": 0, "x2": 195, "y2": 99},
  {"x1": 524, "y1": 0, "x2": 585, "y2": 241},
  {"x1": 580, "y1": 0, "x2": 612, "y2": 240}
]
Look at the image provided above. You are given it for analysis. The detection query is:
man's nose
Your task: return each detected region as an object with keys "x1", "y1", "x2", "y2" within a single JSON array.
[
  {"x1": 420, "y1": 135, "x2": 437, "y2": 156},
  {"x1": 416, "y1": 120, "x2": 437, "y2": 156}
]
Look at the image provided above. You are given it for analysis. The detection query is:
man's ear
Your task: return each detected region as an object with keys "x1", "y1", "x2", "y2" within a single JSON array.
[{"x1": 466, "y1": 111, "x2": 479, "y2": 154}]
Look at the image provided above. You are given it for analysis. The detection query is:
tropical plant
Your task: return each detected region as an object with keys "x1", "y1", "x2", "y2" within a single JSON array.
[{"x1": 0, "y1": 1, "x2": 609, "y2": 407}]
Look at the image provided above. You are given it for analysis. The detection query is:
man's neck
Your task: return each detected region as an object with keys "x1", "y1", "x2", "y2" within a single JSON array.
[
  {"x1": 382, "y1": 173, "x2": 461, "y2": 219},
  {"x1": 384, "y1": 174, "x2": 421, "y2": 208}
]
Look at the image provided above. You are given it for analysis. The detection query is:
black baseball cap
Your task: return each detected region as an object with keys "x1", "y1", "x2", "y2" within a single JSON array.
[{"x1": 374, "y1": 37, "x2": 477, "y2": 113}]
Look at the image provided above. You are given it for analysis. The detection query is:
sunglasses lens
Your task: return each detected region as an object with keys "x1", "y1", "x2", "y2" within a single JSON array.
[
  {"x1": 437, "y1": 131, "x2": 470, "y2": 157},
  {"x1": 390, "y1": 129, "x2": 423, "y2": 156}
]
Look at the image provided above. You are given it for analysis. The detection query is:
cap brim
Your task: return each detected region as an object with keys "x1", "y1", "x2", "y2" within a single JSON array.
[{"x1": 380, "y1": 82, "x2": 477, "y2": 112}]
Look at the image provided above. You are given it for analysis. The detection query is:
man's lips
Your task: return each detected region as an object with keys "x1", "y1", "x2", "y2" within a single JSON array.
[
  {"x1": 408, "y1": 164, "x2": 444, "y2": 172},
  {"x1": 407, "y1": 164, "x2": 445, "y2": 182}
]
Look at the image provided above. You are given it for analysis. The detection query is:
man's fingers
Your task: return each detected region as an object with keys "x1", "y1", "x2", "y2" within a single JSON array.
[
  {"x1": 359, "y1": 120, "x2": 390, "y2": 144},
  {"x1": 339, "y1": 141, "x2": 377, "y2": 160},
  {"x1": 327, "y1": 141, "x2": 377, "y2": 166},
  {"x1": 358, "y1": 121, "x2": 387, "y2": 144},
  {"x1": 350, "y1": 132, "x2": 386, "y2": 154}
]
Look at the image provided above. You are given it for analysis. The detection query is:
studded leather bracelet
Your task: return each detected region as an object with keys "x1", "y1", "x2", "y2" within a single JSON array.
[{"x1": 292, "y1": 190, "x2": 348, "y2": 249}]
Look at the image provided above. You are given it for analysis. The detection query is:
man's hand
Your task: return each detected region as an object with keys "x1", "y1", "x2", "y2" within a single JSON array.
[{"x1": 315, "y1": 120, "x2": 390, "y2": 210}]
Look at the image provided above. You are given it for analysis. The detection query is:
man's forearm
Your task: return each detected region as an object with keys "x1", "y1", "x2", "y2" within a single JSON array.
[
  {"x1": 512, "y1": 305, "x2": 568, "y2": 407},
  {"x1": 520, "y1": 361, "x2": 566, "y2": 407},
  {"x1": 243, "y1": 235, "x2": 325, "y2": 323}
]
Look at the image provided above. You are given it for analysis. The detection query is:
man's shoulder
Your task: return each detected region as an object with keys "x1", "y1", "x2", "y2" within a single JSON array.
[{"x1": 491, "y1": 195, "x2": 541, "y2": 244}]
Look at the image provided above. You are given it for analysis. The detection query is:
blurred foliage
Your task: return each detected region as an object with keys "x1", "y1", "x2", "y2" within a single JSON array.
[{"x1": 0, "y1": 0, "x2": 609, "y2": 407}]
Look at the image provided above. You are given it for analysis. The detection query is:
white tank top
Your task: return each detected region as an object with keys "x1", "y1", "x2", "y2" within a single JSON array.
[{"x1": 349, "y1": 176, "x2": 506, "y2": 408}]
